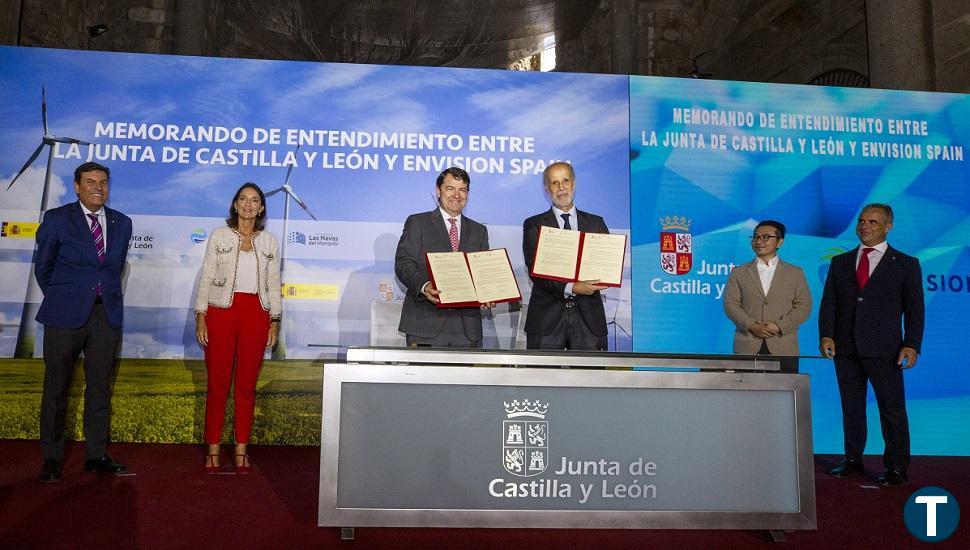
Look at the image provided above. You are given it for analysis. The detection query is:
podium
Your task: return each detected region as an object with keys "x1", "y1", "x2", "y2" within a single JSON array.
[{"x1": 318, "y1": 348, "x2": 815, "y2": 534}]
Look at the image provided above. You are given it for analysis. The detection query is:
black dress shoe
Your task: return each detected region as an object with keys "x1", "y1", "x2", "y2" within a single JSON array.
[
  {"x1": 828, "y1": 459, "x2": 865, "y2": 478},
  {"x1": 877, "y1": 468, "x2": 908, "y2": 486},
  {"x1": 83, "y1": 455, "x2": 127, "y2": 475},
  {"x1": 40, "y1": 459, "x2": 62, "y2": 483}
]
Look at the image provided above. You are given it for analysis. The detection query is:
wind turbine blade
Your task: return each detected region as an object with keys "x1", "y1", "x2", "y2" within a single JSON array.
[
  {"x1": 41, "y1": 86, "x2": 49, "y2": 135},
  {"x1": 6, "y1": 142, "x2": 46, "y2": 190},
  {"x1": 287, "y1": 188, "x2": 318, "y2": 221},
  {"x1": 264, "y1": 187, "x2": 284, "y2": 197},
  {"x1": 282, "y1": 163, "x2": 295, "y2": 187},
  {"x1": 53, "y1": 136, "x2": 90, "y2": 146}
]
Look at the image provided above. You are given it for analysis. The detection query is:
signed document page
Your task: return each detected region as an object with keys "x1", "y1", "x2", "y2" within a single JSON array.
[
  {"x1": 426, "y1": 252, "x2": 479, "y2": 307},
  {"x1": 531, "y1": 226, "x2": 581, "y2": 282},
  {"x1": 467, "y1": 248, "x2": 521, "y2": 304},
  {"x1": 577, "y1": 232, "x2": 627, "y2": 287}
]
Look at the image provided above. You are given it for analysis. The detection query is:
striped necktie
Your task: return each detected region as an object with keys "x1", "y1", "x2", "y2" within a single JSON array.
[{"x1": 88, "y1": 213, "x2": 106, "y2": 263}]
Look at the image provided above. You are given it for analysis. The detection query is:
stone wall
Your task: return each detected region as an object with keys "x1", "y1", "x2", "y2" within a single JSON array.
[
  {"x1": 932, "y1": 0, "x2": 970, "y2": 93},
  {"x1": 4, "y1": 0, "x2": 176, "y2": 54},
  {"x1": 0, "y1": 0, "x2": 967, "y2": 92}
]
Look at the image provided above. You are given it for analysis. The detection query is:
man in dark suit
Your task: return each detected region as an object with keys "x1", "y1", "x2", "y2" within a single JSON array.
[
  {"x1": 35, "y1": 162, "x2": 132, "y2": 482},
  {"x1": 523, "y1": 162, "x2": 609, "y2": 350},
  {"x1": 395, "y1": 167, "x2": 490, "y2": 347},
  {"x1": 819, "y1": 203, "x2": 924, "y2": 487}
]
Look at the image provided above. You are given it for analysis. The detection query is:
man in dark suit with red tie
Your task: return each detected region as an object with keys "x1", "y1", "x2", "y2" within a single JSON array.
[
  {"x1": 819, "y1": 203, "x2": 924, "y2": 486},
  {"x1": 395, "y1": 167, "x2": 490, "y2": 347},
  {"x1": 35, "y1": 162, "x2": 132, "y2": 482},
  {"x1": 522, "y1": 162, "x2": 609, "y2": 350}
]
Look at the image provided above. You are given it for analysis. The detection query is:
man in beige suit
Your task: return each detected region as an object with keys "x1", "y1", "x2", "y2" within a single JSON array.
[{"x1": 724, "y1": 220, "x2": 812, "y2": 356}]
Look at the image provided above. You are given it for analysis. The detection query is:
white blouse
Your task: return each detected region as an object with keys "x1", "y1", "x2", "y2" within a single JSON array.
[{"x1": 235, "y1": 249, "x2": 259, "y2": 294}]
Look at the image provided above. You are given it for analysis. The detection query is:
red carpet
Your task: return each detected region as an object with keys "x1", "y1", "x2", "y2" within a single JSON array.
[{"x1": 1, "y1": 440, "x2": 967, "y2": 548}]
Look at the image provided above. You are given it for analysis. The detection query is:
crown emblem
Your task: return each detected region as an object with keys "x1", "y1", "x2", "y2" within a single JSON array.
[
  {"x1": 660, "y1": 215, "x2": 691, "y2": 231},
  {"x1": 504, "y1": 399, "x2": 549, "y2": 419}
]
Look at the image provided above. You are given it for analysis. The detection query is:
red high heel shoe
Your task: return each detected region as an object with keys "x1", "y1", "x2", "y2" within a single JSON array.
[
  {"x1": 234, "y1": 454, "x2": 251, "y2": 474},
  {"x1": 204, "y1": 454, "x2": 221, "y2": 474}
]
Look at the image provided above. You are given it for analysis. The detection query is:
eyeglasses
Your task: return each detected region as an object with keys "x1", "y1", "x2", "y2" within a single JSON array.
[{"x1": 750, "y1": 235, "x2": 780, "y2": 242}]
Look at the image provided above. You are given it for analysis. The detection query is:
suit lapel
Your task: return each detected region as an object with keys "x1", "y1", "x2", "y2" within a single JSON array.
[
  {"x1": 765, "y1": 260, "x2": 789, "y2": 299},
  {"x1": 429, "y1": 209, "x2": 451, "y2": 250},
  {"x1": 459, "y1": 214, "x2": 470, "y2": 250},
  {"x1": 69, "y1": 202, "x2": 101, "y2": 263},
  {"x1": 744, "y1": 260, "x2": 766, "y2": 298},
  {"x1": 104, "y1": 208, "x2": 121, "y2": 258},
  {"x1": 541, "y1": 209, "x2": 558, "y2": 229},
  {"x1": 867, "y1": 245, "x2": 896, "y2": 285}
]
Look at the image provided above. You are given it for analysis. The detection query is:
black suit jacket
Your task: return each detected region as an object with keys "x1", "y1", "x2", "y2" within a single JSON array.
[
  {"x1": 819, "y1": 245, "x2": 924, "y2": 358},
  {"x1": 395, "y1": 209, "x2": 490, "y2": 339},
  {"x1": 522, "y1": 208, "x2": 608, "y2": 337},
  {"x1": 34, "y1": 201, "x2": 132, "y2": 330}
]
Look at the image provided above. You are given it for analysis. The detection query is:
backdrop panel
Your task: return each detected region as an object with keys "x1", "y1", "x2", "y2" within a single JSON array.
[
  {"x1": 629, "y1": 76, "x2": 969, "y2": 455},
  {"x1": 0, "y1": 46, "x2": 632, "y2": 360}
]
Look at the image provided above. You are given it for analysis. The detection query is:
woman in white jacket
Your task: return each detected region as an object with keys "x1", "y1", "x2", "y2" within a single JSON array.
[{"x1": 195, "y1": 183, "x2": 281, "y2": 473}]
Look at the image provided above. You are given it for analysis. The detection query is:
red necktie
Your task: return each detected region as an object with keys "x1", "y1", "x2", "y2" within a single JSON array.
[
  {"x1": 448, "y1": 218, "x2": 459, "y2": 252},
  {"x1": 856, "y1": 247, "x2": 874, "y2": 289}
]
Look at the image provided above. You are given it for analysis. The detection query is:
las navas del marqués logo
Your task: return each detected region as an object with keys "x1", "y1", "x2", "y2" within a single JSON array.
[{"x1": 503, "y1": 399, "x2": 549, "y2": 477}]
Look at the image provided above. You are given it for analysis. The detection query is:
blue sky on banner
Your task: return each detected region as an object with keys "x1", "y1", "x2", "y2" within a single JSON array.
[{"x1": 0, "y1": 46, "x2": 630, "y2": 229}]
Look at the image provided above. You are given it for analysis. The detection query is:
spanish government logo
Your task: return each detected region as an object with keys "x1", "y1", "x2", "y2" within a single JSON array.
[
  {"x1": 659, "y1": 215, "x2": 692, "y2": 275},
  {"x1": 502, "y1": 399, "x2": 549, "y2": 477}
]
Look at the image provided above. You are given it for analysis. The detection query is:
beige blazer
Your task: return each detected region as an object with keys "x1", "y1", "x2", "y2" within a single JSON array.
[
  {"x1": 194, "y1": 226, "x2": 282, "y2": 320},
  {"x1": 723, "y1": 258, "x2": 812, "y2": 355}
]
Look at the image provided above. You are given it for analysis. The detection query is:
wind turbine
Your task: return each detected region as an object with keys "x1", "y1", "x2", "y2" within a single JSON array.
[
  {"x1": 7, "y1": 87, "x2": 90, "y2": 221},
  {"x1": 7, "y1": 87, "x2": 90, "y2": 358},
  {"x1": 264, "y1": 145, "x2": 318, "y2": 358}
]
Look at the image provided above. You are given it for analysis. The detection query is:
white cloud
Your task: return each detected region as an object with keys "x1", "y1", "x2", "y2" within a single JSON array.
[
  {"x1": 121, "y1": 331, "x2": 181, "y2": 359},
  {"x1": 0, "y1": 166, "x2": 69, "y2": 211},
  {"x1": 469, "y1": 76, "x2": 628, "y2": 162}
]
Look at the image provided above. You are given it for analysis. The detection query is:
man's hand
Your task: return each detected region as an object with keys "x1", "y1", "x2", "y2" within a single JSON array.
[
  {"x1": 819, "y1": 337, "x2": 836, "y2": 358},
  {"x1": 422, "y1": 283, "x2": 441, "y2": 304},
  {"x1": 572, "y1": 279, "x2": 608, "y2": 295},
  {"x1": 897, "y1": 346, "x2": 918, "y2": 369},
  {"x1": 748, "y1": 321, "x2": 778, "y2": 339}
]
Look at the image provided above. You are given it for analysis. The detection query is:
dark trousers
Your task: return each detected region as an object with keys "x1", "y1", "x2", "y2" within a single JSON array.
[
  {"x1": 526, "y1": 306, "x2": 606, "y2": 351},
  {"x1": 40, "y1": 304, "x2": 121, "y2": 461},
  {"x1": 406, "y1": 314, "x2": 481, "y2": 348},
  {"x1": 834, "y1": 353, "x2": 910, "y2": 471}
]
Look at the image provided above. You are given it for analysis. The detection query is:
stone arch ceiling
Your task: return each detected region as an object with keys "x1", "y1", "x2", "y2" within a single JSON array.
[{"x1": 205, "y1": 0, "x2": 598, "y2": 67}]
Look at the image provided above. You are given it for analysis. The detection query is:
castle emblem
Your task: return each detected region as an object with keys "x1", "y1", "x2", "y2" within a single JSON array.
[
  {"x1": 659, "y1": 215, "x2": 692, "y2": 275},
  {"x1": 502, "y1": 399, "x2": 549, "y2": 477}
]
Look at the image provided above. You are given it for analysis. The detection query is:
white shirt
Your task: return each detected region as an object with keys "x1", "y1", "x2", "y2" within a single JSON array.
[
  {"x1": 438, "y1": 207, "x2": 462, "y2": 238},
  {"x1": 756, "y1": 255, "x2": 779, "y2": 296},
  {"x1": 80, "y1": 203, "x2": 107, "y2": 244},
  {"x1": 235, "y1": 249, "x2": 259, "y2": 293},
  {"x1": 552, "y1": 205, "x2": 578, "y2": 296},
  {"x1": 552, "y1": 205, "x2": 577, "y2": 230},
  {"x1": 855, "y1": 240, "x2": 889, "y2": 276},
  {"x1": 422, "y1": 208, "x2": 464, "y2": 295}
]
